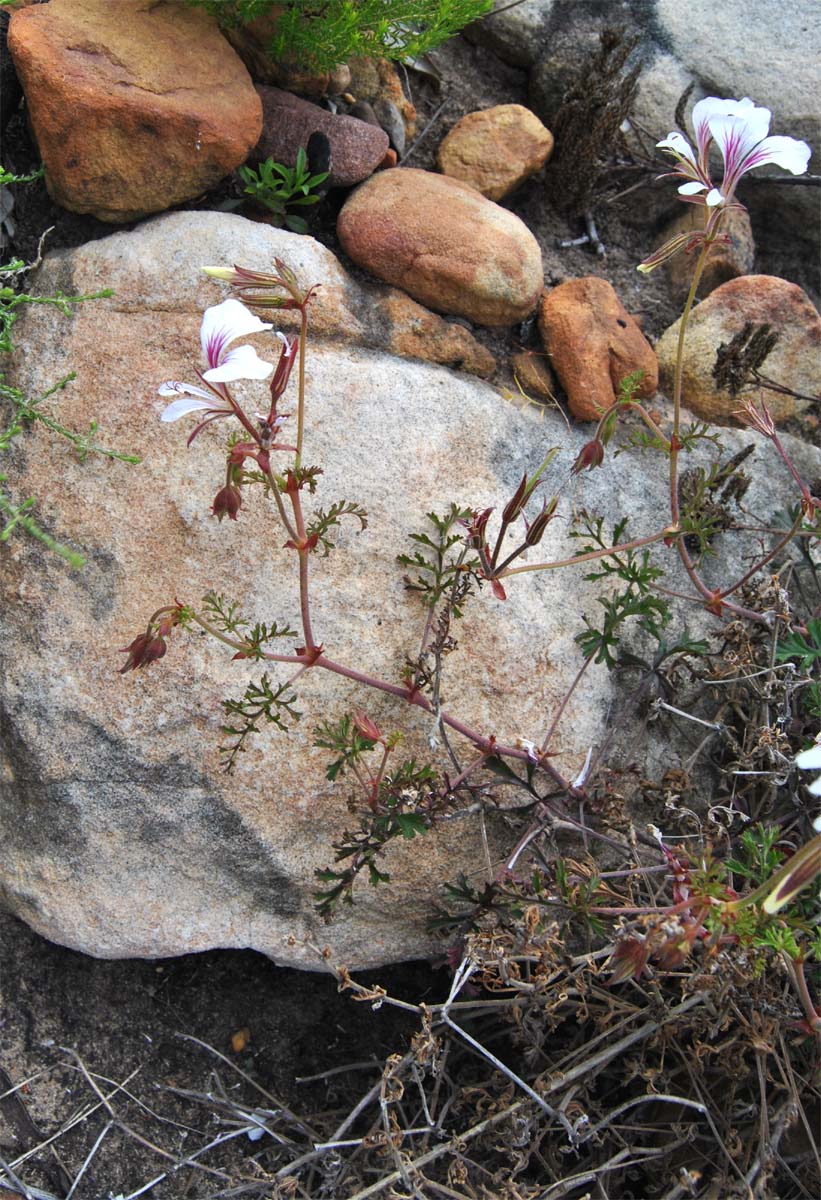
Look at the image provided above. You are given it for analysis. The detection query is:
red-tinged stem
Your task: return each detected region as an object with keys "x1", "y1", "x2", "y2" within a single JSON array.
[
  {"x1": 290, "y1": 489, "x2": 316, "y2": 651},
  {"x1": 500, "y1": 528, "x2": 671, "y2": 578},
  {"x1": 189, "y1": 612, "x2": 249, "y2": 652},
  {"x1": 782, "y1": 954, "x2": 821, "y2": 1049},
  {"x1": 540, "y1": 656, "x2": 594, "y2": 755},
  {"x1": 716, "y1": 511, "x2": 804, "y2": 602},
  {"x1": 295, "y1": 303, "x2": 308, "y2": 469},
  {"x1": 669, "y1": 233, "x2": 714, "y2": 528},
  {"x1": 769, "y1": 426, "x2": 819, "y2": 509},
  {"x1": 265, "y1": 467, "x2": 298, "y2": 541},
  {"x1": 308, "y1": 651, "x2": 576, "y2": 793},
  {"x1": 444, "y1": 753, "x2": 491, "y2": 794}
]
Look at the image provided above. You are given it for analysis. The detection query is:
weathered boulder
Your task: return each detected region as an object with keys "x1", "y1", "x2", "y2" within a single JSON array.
[
  {"x1": 2, "y1": 216, "x2": 815, "y2": 971},
  {"x1": 539, "y1": 277, "x2": 658, "y2": 421},
  {"x1": 656, "y1": 275, "x2": 821, "y2": 424},
  {"x1": 8, "y1": 0, "x2": 262, "y2": 223},
  {"x1": 255, "y1": 86, "x2": 389, "y2": 189},
  {"x1": 337, "y1": 168, "x2": 544, "y2": 326},
  {"x1": 436, "y1": 104, "x2": 554, "y2": 201}
]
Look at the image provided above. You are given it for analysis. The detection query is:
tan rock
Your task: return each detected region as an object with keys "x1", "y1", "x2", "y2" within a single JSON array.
[
  {"x1": 510, "y1": 350, "x2": 556, "y2": 399},
  {"x1": 8, "y1": 0, "x2": 262, "y2": 223},
  {"x1": 657, "y1": 205, "x2": 755, "y2": 302},
  {"x1": 539, "y1": 277, "x2": 658, "y2": 421},
  {"x1": 337, "y1": 168, "x2": 544, "y2": 327},
  {"x1": 437, "y1": 104, "x2": 554, "y2": 201},
  {"x1": 656, "y1": 275, "x2": 821, "y2": 425},
  {"x1": 346, "y1": 56, "x2": 417, "y2": 141}
]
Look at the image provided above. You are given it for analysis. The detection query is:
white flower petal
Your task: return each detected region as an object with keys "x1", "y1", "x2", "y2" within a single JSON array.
[
  {"x1": 160, "y1": 396, "x2": 217, "y2": 422},
  {"x1": 200, "y1": 298, "x2": 273, "y2": 369},
  {"x1": 657, "y1": 131, "x2": 697, "y2": 162},
  {"x1": 743, "y1": 134, "x2": 812, "y2": 175},
  {"x1": 678, "y1": 180, "x2": 707, "y2": 195},
  {"x1": 807, "y1": 776, "x2": 821, "y2": 796},
  {"x1": 704, "y1": 187, "x2": 725, "y2": 206},
  {"x1": 202, "y1": 343, "x2": 274, "y2": 383},
  {"x1": 158, "y1": 380, "x2": 214, "y2": 400},
  {"x1": 796, "y1": 744, "x2": 821, "y2": 770}
]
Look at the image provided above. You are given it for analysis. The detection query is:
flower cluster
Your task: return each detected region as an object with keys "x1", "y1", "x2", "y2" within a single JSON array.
[
  {"x1": 158, "y1": 295, "x2": 299, "y2": 518},
  {"x1": 639, "y1": 96, "x2": 811, "y2": 272}
]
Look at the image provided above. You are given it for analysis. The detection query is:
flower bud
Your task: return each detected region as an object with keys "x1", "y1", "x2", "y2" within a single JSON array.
[
  {"x1": 211, "y1": 484, "x2": 242, "y2": 522},
  {"x1": 502, "y1": 474, "x2": 528, "y2": 524},
  {"x1": 119, "y1": 631, "x2": 167, "y2": 673},
  {"x1": 571, "y1": 439, "x2": 605, "y2": 475},
  {"x1": 352, "y1": 709, "x2": 382, "y2": 743},
  {"x1": 524, "y1": 497, "x2": 558, "y2": 547}
]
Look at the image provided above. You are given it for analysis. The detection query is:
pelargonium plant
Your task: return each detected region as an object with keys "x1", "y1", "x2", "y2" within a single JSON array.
[{"x1": 119, "y1": 98, "x2": 820, "y2": 1029}]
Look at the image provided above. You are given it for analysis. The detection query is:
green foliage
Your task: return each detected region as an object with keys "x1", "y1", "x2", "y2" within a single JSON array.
[
  {"x1": 313, "y1": 714, "x2": 437, "y2": 915},
  {"x1": 201, "y1": 591, "x2": 297, "y2": 660},
  {"x1": 0, "y1": 165, "x2": 45, "y2": 188},
  {"x1": 185, "y1": 0, "x2": 493, "y2": 72},
  {"x1": 221, "y1": 673, "x2": 302, "y2": 769},
  {"x1": 238, "y1": 149, "x2": 330, "y2": 234},
  {"x1": 306, "y1": 498, "x2": 368, "y2": 555},
  {"x1": 398, "y1": 503, "x2": 478, "y2": 612},
  {"x1": 571, "y1": 515, "x2": 671, "y2": 667},
  {"x1": 677, "y1": 444, "x2": 753, "y2": 561},
  {"x1": 313, "y1": 713, "x2": 379, "y2": 782},
  {"x1": 624, "y1": 419, "x2": 724, "y2": 456},
  {"x1": 0, "y1": 167, "x2": 136, "y2": 566},
  {"x1": 726, "y1": 824, "x2": 784, "y2": 886},
  {"x1": 776, "y1": 618, "x2": 821, "y2": 671}
]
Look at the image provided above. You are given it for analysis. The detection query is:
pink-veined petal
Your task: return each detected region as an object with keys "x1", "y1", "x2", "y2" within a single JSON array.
[
  {"x1": 160, "y1": 395, "x2": 220, "y2": 422},
  {"x1": 737, "y1": 133, "x2": 812, "y2": 176},
  {"x1": 202, "y1": 343, "x2": 274, "y2": 383},
  {"x1": 199, "y1": 297, "x2": 273, "y2": 370},
  {"x1": 158, "y1": 380, "x2": 214, "y2": 400}
]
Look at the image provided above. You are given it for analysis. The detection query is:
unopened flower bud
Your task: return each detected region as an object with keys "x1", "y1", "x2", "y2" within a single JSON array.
[
  {"x1": 572, "y1": 439, "x2": 605, "y2": 475},
  {"x1": 502, "y1": 474, "x2": 528, "y2": 524},
  {"x1": 352, "y1": 709, "x2": 382, "y2": 742},
  {"x1": 525, "y1": 497, "x2": 558, "y2": 547},
  {"x1": 119, "y1": 631, "x2": 167, "y2": 674},
  {"x1": 212, "y1": 484, "x2": 242, "y2": 522}
]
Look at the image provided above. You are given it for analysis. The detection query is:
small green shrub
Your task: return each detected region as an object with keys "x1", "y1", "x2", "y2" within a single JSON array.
[{"x1": 185, "y1": 0, "x2": 493, "y2": 72}]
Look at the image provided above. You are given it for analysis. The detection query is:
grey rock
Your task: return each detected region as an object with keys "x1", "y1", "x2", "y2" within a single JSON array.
[
  {"x1": 2, "y1": 213, "x2": 817, "y2": 970},
  {"x1": 466, "y1": 0, "x2": 557, "y2": 69}
]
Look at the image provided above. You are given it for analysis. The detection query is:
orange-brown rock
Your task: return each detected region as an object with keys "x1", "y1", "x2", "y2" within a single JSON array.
[
  {"x1": 657, "y1": 205, "x2": 755, "y2": 302},
  {"x1": 539, "y1": 277, "x2": 658, "y2": 421},
  {"x1": 337, "y1": 169, "x2": 544, "y2": 327},
  {"x1": 656, "y1": 275, "x2": 821, "y2": 424},
  {"x1": 437, "y1": 104, "x2": 554, "y2": 201},
  {"x1": 8, "y1": 0, "x2": 262, "y2": 223}
]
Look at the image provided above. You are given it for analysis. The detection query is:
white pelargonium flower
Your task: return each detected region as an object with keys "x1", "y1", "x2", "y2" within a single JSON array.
[
  {"x1": 158, "y1": 298, "x2": 274, "y2": 427},
  {"x1": 795, "y1": 736, "x2": 821, "y2": 832},
  {"x1": 657, "y1": 95, "x2": 811, "y2": 209}
]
